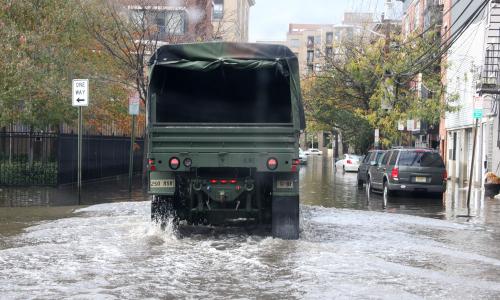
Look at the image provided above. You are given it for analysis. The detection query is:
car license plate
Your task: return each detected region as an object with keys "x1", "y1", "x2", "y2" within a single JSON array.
[
  {"x1": 277, "y1": 180, "x2": 293, "y2": 189},
  {"x1": 415, "y1": 176, "x2": 427, "y2": 183},
  {"x1": 150, "y1": 179, "x2": 175, "y2": 188}
]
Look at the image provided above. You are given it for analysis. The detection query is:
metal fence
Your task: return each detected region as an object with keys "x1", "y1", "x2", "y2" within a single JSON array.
[
  {"x1": 57, "y1": 134, "x2": 144, "y2": 185},
  {"x1": 0, "y1": 132, "x2": 144, "y2": 186},
  {"x1": 0, "y1": 132, "x2": 58, "y2": 186}
]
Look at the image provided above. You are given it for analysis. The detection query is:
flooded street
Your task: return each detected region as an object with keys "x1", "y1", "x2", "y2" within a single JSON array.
[{"x1": 1, "y1": 157, "x2": 500, "y2": 299}]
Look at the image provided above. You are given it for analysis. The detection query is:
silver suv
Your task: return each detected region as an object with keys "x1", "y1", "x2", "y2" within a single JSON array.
[{"x1": 367, "y1": 148, "x2": 447, "y2": 201}]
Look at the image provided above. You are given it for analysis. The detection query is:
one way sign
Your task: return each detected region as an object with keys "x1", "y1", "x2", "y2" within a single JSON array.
[{"x1": 72, "y1": 79, "x2": 89, "y2": 107}]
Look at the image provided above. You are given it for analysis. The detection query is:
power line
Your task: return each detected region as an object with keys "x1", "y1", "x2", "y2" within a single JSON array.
[{"x1": 400, "y1": 0, "x2": 489, "y2": 79}]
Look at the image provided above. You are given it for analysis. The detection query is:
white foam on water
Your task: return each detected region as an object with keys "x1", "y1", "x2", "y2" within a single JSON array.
[{"x1": 1, "y1": 201, "x2": 499, "y2": 299}]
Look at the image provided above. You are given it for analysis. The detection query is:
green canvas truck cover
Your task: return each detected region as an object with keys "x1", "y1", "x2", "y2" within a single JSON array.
[{"x1": 148, "y1": 42, "x2": 305, "y2": 129}]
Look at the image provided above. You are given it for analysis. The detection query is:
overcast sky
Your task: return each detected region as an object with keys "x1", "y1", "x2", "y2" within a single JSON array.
[{"x1": 249, "y1": 0, "x2": 389, "y2": 42}]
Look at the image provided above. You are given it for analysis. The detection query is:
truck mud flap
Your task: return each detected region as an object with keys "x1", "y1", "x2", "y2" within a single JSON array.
[{"x1": 272, "y1": 195, "x2": 299, "y2": 240}]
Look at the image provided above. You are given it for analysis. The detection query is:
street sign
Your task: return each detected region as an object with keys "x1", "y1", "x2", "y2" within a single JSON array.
[
  {"x1": 473, "y1": 109, "x2": 483, "y2": 119},
  {"x1": 72, "y1": 79, "x2": 89, "y2": 107},
  {"x1": 129, "y1": 93, "x2": 140, "y2": 115},
  {"x1": 473, "y1": 95, "x2": 483, "y2": 119}
]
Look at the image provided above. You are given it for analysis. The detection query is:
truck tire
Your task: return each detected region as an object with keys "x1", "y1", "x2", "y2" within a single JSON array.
[{"x1": 272, "y1": 195, "x2": 299, "y2": 240}]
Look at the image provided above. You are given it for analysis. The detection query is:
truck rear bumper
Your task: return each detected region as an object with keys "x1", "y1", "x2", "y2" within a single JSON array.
[{"x1": 388, "y1": 182, "x2": 446, "y2": 193}]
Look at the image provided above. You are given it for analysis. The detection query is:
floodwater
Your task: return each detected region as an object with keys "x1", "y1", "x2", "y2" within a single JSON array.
[{"x1": 1, "y1": 157, "x2": 500, "y2": 299}]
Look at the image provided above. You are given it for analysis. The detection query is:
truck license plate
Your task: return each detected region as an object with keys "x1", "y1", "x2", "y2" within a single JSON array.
[
  {"x1": 415, "y1": 176, "x2": 426, "y2": 183},
  {"x1": 150, "y1": 179, "x2": 175, "y2": 188},
  {"x1": 277, "y1": 180, "x2": 293, "y2": 189}
]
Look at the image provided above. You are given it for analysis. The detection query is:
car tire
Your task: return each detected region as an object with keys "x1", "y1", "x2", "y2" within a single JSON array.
[
  {"x1": 357, "y1": 178, "x2": 363, "y2": 188},
  {"x1": 366, "y1": 177, "x2": 372, "y2": 193}
]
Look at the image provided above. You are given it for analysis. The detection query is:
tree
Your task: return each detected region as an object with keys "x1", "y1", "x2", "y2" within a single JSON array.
[
  {"x1": 0, "y1": 0, "x2": 130, "y2": 133},
  {"x1": 303, "y1": 28, "x2": 458, "y2": 151}
]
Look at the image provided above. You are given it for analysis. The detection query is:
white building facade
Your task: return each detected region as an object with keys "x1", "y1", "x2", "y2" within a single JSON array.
[{"x1": 445, "y1": 1, "x2": 500, "y2": 186}]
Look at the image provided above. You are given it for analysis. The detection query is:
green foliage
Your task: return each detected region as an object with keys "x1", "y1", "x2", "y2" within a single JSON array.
[
  {"x1": 0, "y1": 161, "x2": 58, "y2": 186},
  {"x1": 303, "y1": 30, "x2": 458, "y2": 151},
  {"x1": 0, "y1": 0, "x2": 130, "y2": 131}
]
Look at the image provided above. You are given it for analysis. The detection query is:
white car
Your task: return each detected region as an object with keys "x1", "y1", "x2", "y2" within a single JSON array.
[
  {"x1": 304, "y1": 148, "x2": 323, "y2": 156},
  {"x1": 335, "y1": 154, "x2": 363, "y2": 172},
  {"x1": 299, "y1": 148, "x2": 308, "y2": 164}
]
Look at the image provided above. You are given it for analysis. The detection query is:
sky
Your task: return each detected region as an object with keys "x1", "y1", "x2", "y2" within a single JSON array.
[{"x1": 249, "y1": 0, "x2": 390, "y2": 42}]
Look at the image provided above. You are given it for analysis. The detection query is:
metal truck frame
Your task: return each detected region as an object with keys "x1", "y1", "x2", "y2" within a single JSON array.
[{"x1": 147, "y1": 42, "x2": 305, "y2": 239}]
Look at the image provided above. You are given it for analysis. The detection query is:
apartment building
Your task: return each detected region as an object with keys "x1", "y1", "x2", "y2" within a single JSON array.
[
  {"x1": 212, "y1": 0, "x2": 255, "y2": 42},
  {"x1": 286, "y1": 13, "x2": 377, "y2": 77}
]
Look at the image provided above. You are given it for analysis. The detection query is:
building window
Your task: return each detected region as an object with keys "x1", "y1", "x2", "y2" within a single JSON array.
[
  {"x1": 290, "y1": 39, "x2": 300, "y2": 48},
  {"x1": 326, "y1": 32, "x2": 333, "y2": 44},
  {"x1": 326, "y1": 47, "x2": 333, "y2": 58},
  {"x1": 130, "y1": 9, "x2": 186, "y2": 35},
  {"x1": 307, "y1": 36, "x2": 314, "y2": 48},
  {"x1": 307, "y1": 50, "x2": 314, "y2": 64},
  {"x1": 213, "y1": 0, "x2": 224, "y2": 20},
  {"x1": 157, "y1": 11, "x2": 186, "y2": 35}
]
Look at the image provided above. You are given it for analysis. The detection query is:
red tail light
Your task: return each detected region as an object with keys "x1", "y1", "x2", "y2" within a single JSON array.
[
  {"x1": 267, "y1": 158, "x2": 278, "y2": 170},
  {"x1": 149, "y1": 159, "x2": 156, "y2": 171},
  {"x1": 210, "y1": 179, "x2": 217, "y2": 184},
  {"x1": 230, "y1": 179, "x2": 237, "y2": 184},
  {"x1": 220, "y1": 179, "x2": 228, "y2": 184},
  {"x1": 150, "y1": 165, "x2": 156, "y2": 171},
  {"x1": 347, "y1": 160, "x2": 352, "y2": 164},
  {"x1": 442, "y1": 170, "x2": 448, "y2": 180},
  {"x1": 391, "y1": 167, "x2": 399, "y2": 179},
  {"x1": 169, "y1": 157, "x2": 180, "y2": 170},
  {"x1": 292, "y1": 159, "x2": 300, "y2": 165}
]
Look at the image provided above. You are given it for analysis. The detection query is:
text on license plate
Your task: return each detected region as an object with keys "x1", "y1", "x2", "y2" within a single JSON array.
[
  {"x1": 277, "y1": 180, "x2": 293, "y2": 189},
  {"x1": 415, "y1": 176, "x2": 427, "y2": 183},
  {"x1": 150, "y1": 179, "x2": 175, "y2": 188}
]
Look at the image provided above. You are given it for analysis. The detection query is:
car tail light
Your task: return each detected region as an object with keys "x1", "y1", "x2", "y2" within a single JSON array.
[
  {"x1": 267, "y1": 158, "x2": 278, "y2": 170},
  {"x1": 347, "y1": 160, "x2": 352, "y2": 164},
  {"x1": 442, "y1": 170, "x2": 448, "y2": 181},
  {"x1": 220, "y1": 179, "x2": 228, "y2": 184},
  {"x1": 230, "y1": 179, "x2": 237, "y2": 184},
  {"x1": 169, "y1": 157, "x2": 180, "y2": 170},
  {"x1": 391, "y1": 167, "x2": 399, "y2": 179},
  {"x1": 210, "y1": 179, "x2": 217, "y2": 184},
  {"x1": 291, "y1": 159, "x2": 300, "y2": 172},
  {"x1": 149, "y1": 159, "x2": 156, "y2": 171}
]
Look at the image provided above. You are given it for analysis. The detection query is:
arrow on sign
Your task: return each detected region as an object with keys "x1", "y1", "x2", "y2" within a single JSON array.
[{"x1": 77, "y1": 98, "x2": 85, "y2": 102}]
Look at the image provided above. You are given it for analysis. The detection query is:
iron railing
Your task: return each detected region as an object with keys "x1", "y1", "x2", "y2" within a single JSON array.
[{"x1": 0, "y1": 132, "x2": 144, "y2": 186}]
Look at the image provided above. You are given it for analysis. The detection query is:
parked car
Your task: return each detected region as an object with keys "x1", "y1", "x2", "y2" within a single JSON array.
[
  {"x1": 299, "y1": 148, "x2": 308, "y2": 164},
  {"x1": 357, "y1": 150, "x2": 386, "y2": 186},
  {"x1": 305, "y1": 148, "x2": 323, "y2": 155},
  {"x1": 335, "y1": 154, "x2": 363, "y2": 172},
  {"x1": 366, "y1": 148, "x2": 447, "y2": 202}
]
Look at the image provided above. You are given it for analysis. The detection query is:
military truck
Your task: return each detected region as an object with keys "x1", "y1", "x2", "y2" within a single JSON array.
[{"x1": 147, "y1": 42, "x2": 305, "y2": 239}]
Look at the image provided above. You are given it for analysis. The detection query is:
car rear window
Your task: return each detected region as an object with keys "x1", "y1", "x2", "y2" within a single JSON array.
[
  {"x1": 350, "y1": 155, "x2": 362, "y2": 161},
  {"x1": 398, "y1": 151, "x2": 444, "y2": 167}
]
